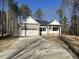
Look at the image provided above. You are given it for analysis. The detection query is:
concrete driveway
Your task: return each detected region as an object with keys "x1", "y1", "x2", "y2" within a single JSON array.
[{"x1": 0, "y1": 36, "x2": 73, "y2": 59}]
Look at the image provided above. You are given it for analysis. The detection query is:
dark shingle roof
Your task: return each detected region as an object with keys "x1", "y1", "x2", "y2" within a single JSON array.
[{"x1": 36, "y1": 20, "x2": 49, "y2": 26}]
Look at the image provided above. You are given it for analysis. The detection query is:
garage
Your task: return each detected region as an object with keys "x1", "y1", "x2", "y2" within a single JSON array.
[
  {"x1": 26, "y1": 29, "x2": 38, "y2": 36},
  {"x1": 20, "y1": 24, "x2": 39, "y2": 37},
  {"x1": 20, "y1": 29, "x2": 39, "y2": 36},
  {"x1": 20, "y1": 16, "x2": 40, "y2": 36}
]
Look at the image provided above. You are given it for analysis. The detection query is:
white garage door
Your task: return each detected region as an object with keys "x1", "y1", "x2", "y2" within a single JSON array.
[
  {"x1": 20, "y1": 30, "x2": 39, "y2": 36},
  {"x1": 26, "y1": 30, "x2": 38, "y2": 36},
  {"x1": 20, "y1": 30, "x2": 26, "y2": 36}
]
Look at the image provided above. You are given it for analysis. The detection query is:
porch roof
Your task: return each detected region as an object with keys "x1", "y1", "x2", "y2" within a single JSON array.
[{"x1": 49, "y1": 20, "x2": 61, "y2": 25}]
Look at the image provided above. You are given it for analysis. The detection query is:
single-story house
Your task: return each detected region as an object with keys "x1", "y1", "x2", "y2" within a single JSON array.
[{"x1": 20, "y1": 16, "x2": 61, "y2": 36}]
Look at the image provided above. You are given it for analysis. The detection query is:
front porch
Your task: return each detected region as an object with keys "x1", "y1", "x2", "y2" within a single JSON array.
[{"x1": 40, "y1": 25, "x2": 61, "y2": 36}]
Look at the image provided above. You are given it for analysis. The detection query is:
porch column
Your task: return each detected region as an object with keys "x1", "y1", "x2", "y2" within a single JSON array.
[
  {"x1": 60, "y1": 26, "x2": 61, "y2": 35},
  {"x1": 38, "y1": 25, "x2": 40, "y2": 36},
  {"x1": 47, "y1": 26, "x2": 49, "y2": 35}
]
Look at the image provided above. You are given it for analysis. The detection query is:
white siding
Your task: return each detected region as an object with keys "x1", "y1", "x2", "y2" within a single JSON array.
[
  {"x1": 40, "y1": 26, "x2": 47, "y2": 35},
  {"x1": 20, "y1": 16, "x2": 40, "y2": 36},
  {"x1": 49, "y1": 20, "x2": 61, "y2": 25},
  {"x1": 20, "y1": 16, "x2": 62, "y2": 36},
  {"x1": 20, "y1": 30, "x2": 26, "y2": 36},
  {"x1": 41, "y1": 28, "x2": 48, "y2": 35},
  {"x1": 23, "y1": 16, "x2": 39, "y2": 24},
  {"x1": 20, "y1": 29, "x2": 39, "y2": 36},
  {"x1": 48, "y1": 26, "x2": 60, "y2": 35},
  {"x1": 41, "y1": 26, "x2": 61, "y2": 36},
  {"x1": 26, "y1": 30, "x2": 39, "y2": 36}
]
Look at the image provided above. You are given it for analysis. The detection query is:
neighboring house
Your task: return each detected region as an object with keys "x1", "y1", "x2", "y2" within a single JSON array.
[{"x1": 20, "y1": 16, "x2": 61, "y2": 36}]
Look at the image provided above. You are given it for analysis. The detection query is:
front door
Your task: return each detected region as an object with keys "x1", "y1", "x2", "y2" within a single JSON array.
[{"x1": 40, "y1": 28, "x2": 42, "y2": 35}]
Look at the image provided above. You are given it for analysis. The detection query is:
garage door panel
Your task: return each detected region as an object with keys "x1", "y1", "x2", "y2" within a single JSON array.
[
  {"x1": 26, "y1": 30, "x2": 38, "y2": 36},
  {"x1": 20, "y1": 30, "x2": 26, "y2": 36}
]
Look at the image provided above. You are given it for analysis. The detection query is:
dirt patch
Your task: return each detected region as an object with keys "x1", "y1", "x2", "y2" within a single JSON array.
[
  {"x1": 60, "y1": 35, "x2": 79, "y2": 59},
  {"x1": 43, "y1": 36, "x2": 78, "y2": 59},
  {"x1": 0, "y1": 37, "x2": 18, "y2": 52},
  {"x1": 63, "y1": 35, "x2": 79, "y2": 42}
]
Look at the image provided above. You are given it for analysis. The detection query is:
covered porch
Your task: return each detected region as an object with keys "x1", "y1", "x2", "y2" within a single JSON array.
[{"x1": 39, "y1": 25, "x2": 61, "y2": 36}]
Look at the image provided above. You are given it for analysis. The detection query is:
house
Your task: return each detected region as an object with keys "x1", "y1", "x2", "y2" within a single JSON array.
[{"x1": 20, "y1": 16, "x2": 61, "y2": 36}]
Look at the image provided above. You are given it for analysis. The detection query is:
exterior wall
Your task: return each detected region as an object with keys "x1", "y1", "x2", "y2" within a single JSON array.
[
  {"x1": 20, "y1": 24, "x2": 40, "y2": 36},
  {"x1": 48, "y1": 26, "x2": 60, "y2": 35},
  {"x1": 47, "y1": 20, "x2": 61, "y2": 36},
  {"x1": 23, "y1": 16, "x2": 39, "y2": 24},
  {"x1": 20, "y1": 30, "x2": 26, "y2": 36},
  {"x1": 20, "y1": 24, "x2": 39, "y2": 36},
  {"x1": 20, "y1": 25, "x2": 61, "y2": 36},
  {"x1": 20, "y1": 16, "x2": 40, "y2": 36},
  {"x1": 41, "y1": 25, "x2": 61, "y2": 36},
  {"x1": 48, "y1": 31, "x2": 59, "y2": 35},
  {"x1": 49, "y1": 20, "x2": 61, "y2": 25},
  {"x1": 26, "y1": 30, "x2": 39, "y2": 36},
  {"x1": 40, "y1": 26, "x2": 48, "y2": 35},
  {"x1": 20, "y1": 16, "x2": 61, "y2": 36},
  {"x1": 26, "y1": 24, "x2": 39, "y2": 29},
  {"x1": 26, "y1": 24, "x2": 40, "y2": 36}
]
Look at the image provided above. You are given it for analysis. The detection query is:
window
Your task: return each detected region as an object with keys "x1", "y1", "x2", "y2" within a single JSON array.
[
  {"x1": 40, "y1": 28, "x2": 46, "y2": 31},
  {"x1": 42, "y1": 28, "x2": 46, "y2": 31},
  {"x1": 53, "y1": 27, "x2": 59, "y2": 31}
]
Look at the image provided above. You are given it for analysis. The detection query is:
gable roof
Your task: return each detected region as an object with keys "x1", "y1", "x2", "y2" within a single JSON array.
[
  {"x1": 22, "y1": 16, "x2": 40, "y2": 24},
  {"x1": 36, "y1": 20, "x2": 49, "y2": 26},
  {"x1": 49, "y1": 20, "x2": 61, "y2": 25},
  {"x1": 22, "y1": 16, "x2": 61, "y2": 26}
]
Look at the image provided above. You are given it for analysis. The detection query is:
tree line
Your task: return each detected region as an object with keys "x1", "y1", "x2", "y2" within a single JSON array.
[
  {"x1": 0, "y1": 0, "x2": 79, "y2": 37},
  {"x1": 0, "y1": 0, "x2": 43, "y2": 37},
  {"x1": 57, "y1": 0, "x2": 79, "y2": 36},
  {"x1": 0, "y1": 0, "x2": 31, "y2": 37},
  {"x1": 34, "y1": 0, "x2": 79, "y2": 36}
]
